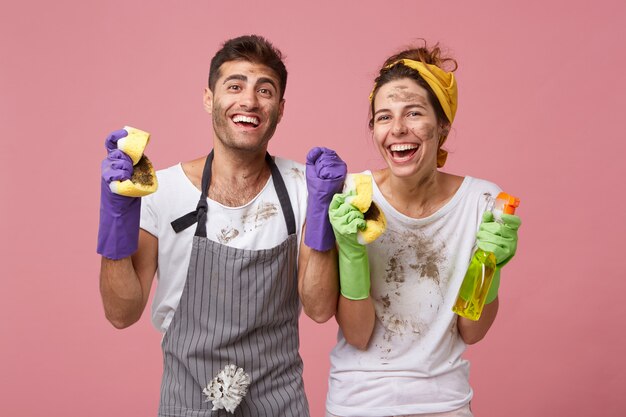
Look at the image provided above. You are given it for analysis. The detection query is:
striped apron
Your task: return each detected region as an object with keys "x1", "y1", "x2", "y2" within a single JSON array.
[{"x1": 160, "y1": 151, "x2": 309, "y2": 417}]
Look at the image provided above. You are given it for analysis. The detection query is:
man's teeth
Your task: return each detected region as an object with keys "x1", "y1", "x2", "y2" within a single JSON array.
[
  {"x1": 390, "y1": 144, "x2": 418, "y2": 152},
  {"x1": 232, "y1": 115, "x2": 259, "y2": 126}
]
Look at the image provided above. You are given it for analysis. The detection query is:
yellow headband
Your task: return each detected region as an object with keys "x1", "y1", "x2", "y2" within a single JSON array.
[{"x1": 369, "y1": 59, "x2": 457, "y2": 123}]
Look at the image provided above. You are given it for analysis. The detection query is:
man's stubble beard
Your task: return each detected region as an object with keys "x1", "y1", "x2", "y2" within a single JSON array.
[{"x1": 212, "y1": 103, "x2": 281, "y2": 153}]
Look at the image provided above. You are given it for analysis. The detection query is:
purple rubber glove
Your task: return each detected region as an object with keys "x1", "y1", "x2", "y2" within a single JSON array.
[
  {"x1": 304, "y1": 147, "x2": 347, "y2": 251},
  {"x1": 97, "y1": 129, "x2": 141, "y2": 260}
]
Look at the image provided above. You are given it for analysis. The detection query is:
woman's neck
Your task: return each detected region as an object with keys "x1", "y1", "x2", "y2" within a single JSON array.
[{"x1": 375, "y1": 168, "x2": 461, "y2": 219}]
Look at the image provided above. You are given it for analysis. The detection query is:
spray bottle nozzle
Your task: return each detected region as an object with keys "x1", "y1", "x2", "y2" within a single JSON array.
[{"x1": 494, "y1": 192, "x2": 520, "y2": 220}]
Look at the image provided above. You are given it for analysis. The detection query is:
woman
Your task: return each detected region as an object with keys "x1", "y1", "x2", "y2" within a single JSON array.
[{"x1": 326, "y1": 43, "x2": 521, "y2": 416}]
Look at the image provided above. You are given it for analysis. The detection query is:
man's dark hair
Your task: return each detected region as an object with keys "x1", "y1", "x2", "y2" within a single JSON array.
[{"x1": 208, "y1": 35, "x2": 288, "y2": 100}]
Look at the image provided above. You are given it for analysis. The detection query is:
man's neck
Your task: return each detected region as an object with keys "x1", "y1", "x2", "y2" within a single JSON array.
[
  {"x1": 208, "y1": 143, "x2": 271, "y2": 207},
  {"x1": 211, "y1": 145, "x2": 268, "y2": 183}
]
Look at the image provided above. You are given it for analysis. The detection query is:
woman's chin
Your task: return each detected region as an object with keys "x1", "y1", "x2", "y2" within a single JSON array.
[
  {"x1": 386, "y1": 158, "x2": 439, "y2": 180},
  {"x1": 385, "y1": 156, "x2": 420, "y2": 177}
]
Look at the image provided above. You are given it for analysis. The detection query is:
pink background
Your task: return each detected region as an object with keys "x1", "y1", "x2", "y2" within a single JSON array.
[{"x1": 2, "y1": 1, "x2": 625, "y2": 416}]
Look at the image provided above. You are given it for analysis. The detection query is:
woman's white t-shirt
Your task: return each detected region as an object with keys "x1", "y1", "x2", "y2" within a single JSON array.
[{"x1": 327, "y1": 174, "x2": 501, "y2": 416}]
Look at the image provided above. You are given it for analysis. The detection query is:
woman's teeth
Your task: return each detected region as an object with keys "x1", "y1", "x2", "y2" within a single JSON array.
[
  {"x1": 389, "y1": 143, "x2": 419, "y2": 160},
  {"x1": 390, "y1": 143, "x2": 418, "y2": 151}
]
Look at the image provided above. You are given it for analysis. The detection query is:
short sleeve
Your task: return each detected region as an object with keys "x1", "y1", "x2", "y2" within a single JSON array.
[
  {"x1": 140, "y1": 193, "x2": 158, "y2": 237},
  {"x1": 473, "y1": 179, "x2": 502, "y2": 231}
]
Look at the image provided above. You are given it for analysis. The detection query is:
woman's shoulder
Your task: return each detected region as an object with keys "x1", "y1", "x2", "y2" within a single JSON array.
[{"x1": 463, "y1": 176, "x2": 502, "y2": 195}]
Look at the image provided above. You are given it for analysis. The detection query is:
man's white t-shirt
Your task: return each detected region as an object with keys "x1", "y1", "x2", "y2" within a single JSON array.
[{"x1": 140, "y1": 157, "x2": 307, "y2": 333}]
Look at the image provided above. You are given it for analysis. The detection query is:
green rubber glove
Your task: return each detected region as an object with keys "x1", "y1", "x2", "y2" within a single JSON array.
[
  {"x1": 477, "y1": 211, "x2": 522, "y2": 303},
  {"x1": 476, "y1": 211, "x2": 521, "y2": 267},
  {"x1": 329, "y1": 192, "x2": 370, "y2": 300}
]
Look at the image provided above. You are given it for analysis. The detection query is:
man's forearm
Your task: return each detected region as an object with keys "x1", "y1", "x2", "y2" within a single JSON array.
[
  {"x1": 100, "y1": 257, "x2": 146, "y2": 329},
  {"x1": 298, "y1": 244, "x2": 339, "y2": 323}
]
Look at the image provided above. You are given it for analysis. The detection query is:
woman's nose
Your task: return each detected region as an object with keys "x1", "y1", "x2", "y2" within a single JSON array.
[{"x1": 392, "y1": 119, "x2": 408, "y2": 135}]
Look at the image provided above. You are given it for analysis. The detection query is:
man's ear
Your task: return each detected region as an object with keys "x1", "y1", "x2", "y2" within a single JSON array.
[
  {"x1": 277, "y1": 99, "x2": 285, "y2": 123},
  {"x1": 203, "y1": 87, "x2": 213, "y2": 114}
]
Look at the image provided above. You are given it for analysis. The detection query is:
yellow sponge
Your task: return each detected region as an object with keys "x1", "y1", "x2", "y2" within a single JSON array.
[
  {"x1": 109, "y1": 126, "x2": 158, "y2": 197},
  {"x1": 360, "y1": 203, "x2": 387, "y2": 245},
  {"x1": 344, "y1": 174, "x2": 373, "y2": 213},
  {"x1": 344, "y1": 173, "x2": 386, "y2": 244},
  {"x1": 117, "y1": 126, "x2": 150, "y2": 165}
]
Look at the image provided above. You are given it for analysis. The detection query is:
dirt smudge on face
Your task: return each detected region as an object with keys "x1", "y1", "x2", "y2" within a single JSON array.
[
  {"x1": 421, "y1": 124, "x2": 436, "y2": 141},
  {"x1": 407, "y1": 122, "x2": 437, "y2": 149},
  {"x1": 386, "y1": 87, "x2": 428, "y2": 105}
]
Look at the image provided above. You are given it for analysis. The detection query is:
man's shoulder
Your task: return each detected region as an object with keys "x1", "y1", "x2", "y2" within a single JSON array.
[
  {"x1": 273, "y1": 156, "x2": 305, "y2": 184},
  {"x1": 149, "y1": 162, "x2": 197, "y2": 200},
  {"x1": 154, "y1": 163, "x2": 185, "y2": 182}
]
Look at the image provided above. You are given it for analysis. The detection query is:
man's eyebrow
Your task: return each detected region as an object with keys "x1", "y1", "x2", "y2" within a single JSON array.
[
  {"x1": 222, "y1": 74, "x2": 247, "y2": 84},
  {"x1": 257, "y1": 77, "x2": 278, "y2": 91},
  {"x1": 222, "y1": 74, "x2": 278, "y2": 92}
]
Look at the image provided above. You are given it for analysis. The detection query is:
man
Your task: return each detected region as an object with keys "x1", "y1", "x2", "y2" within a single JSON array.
[{"x1": 97, "y1": 35, "x2": 345, "y2": 416}]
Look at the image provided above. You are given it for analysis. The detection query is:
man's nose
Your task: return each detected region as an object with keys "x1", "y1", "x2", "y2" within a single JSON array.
[{"x1": 239, "y1": 88, "x2": 259, "y2": 109}]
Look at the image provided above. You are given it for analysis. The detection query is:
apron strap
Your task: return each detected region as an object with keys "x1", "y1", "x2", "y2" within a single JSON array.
[
  {"x1": 170, "y1": 151, "x2": 213, "y2": 237},
  {"x1": 170, "y1": 151, "x2": 296, "y2": 237},
  {"x1": 266, "y1": 154, "x2": 296, "y2": 236}
]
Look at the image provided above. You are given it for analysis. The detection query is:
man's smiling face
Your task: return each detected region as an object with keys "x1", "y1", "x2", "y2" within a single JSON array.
[{"x1": 205, "y1": 60, "x2": 285, "y2": 154}]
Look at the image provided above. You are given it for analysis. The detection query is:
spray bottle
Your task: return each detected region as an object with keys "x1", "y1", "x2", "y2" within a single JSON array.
[{"x1": 453, "y1": 192, "x2": 520, "y2": 321}]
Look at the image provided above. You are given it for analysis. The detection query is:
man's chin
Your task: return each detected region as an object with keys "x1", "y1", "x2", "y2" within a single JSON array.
[{"x1": 219, "y1": 138, "x2": 271, "y2": 155}]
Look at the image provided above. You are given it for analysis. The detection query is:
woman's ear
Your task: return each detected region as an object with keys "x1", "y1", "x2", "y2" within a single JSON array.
[{"x1": 439, "y1": 122, "x2": 451, "y2": 138}]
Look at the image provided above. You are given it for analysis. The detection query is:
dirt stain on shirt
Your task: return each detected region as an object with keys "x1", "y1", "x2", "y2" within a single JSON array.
[
  {"x1": 289, "y1": 167, "x2": 304, "y2": 180},
  {"x1": 375, "y1": 228, "x2": 450, "y2": 358},
  {"x1": 216, "y1": 227, "x2": 240, "y2": 244},
  {"x1": 409, "y1": 243, "x2": 445, "y2": 285},
  {"x1": 385, "y1": 230, "x2": 448, "y2": 287},
  {"x1": 241, "y1": 201, "x2": 279, "y2": 230},
  {"x1": 385, "y1": 257, "x2": 405, "y2": 284},
  {"x1": 380, "y1": 294, "x2": 391, "y2": 312}
]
